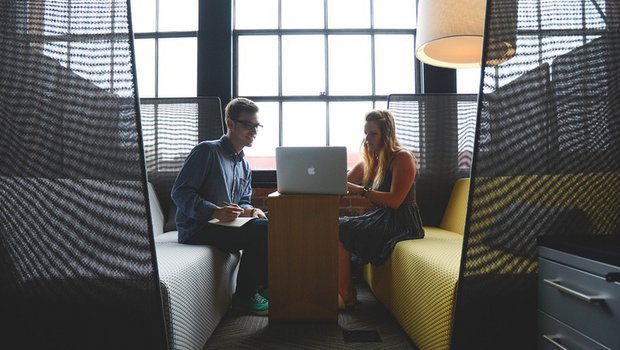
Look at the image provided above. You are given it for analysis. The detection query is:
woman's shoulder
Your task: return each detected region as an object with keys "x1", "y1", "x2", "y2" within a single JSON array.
[
  {"x1": 392, "y1": 149, "x2": 415, "y2": 162},
  {"x1": 389, "y1": 149, "x2": 416, "y2": 171}
]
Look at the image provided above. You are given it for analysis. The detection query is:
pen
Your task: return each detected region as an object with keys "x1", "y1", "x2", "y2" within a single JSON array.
[{"x1": 222, "y1": 201, "x2": 237, "y2": 207}]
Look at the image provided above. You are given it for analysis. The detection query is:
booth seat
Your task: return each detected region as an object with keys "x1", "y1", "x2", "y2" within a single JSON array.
[
  {"x1": 148, "y1": 182, "x2": 240, "y2": 350},
  {"x1": 363, "y1": 178, "x2": 470, "y2": 350},
  {"x1": 363, "y1": 173, "x2": 619, "y2": 350}
]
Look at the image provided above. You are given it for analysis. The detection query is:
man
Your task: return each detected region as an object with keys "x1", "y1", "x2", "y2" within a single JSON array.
[{"x1": 171, "y1": 97, "x2": 269, "y2": 315}]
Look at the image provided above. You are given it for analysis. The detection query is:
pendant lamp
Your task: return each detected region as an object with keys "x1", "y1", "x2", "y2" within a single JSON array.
[{"x1": 415, "y1": 0, "x2": 516, "y2": 68}]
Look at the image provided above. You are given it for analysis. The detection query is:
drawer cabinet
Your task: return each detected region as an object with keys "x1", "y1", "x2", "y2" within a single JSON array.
[
  {"x1": 538, "y1": 246, "x2": 620, "y2": 350},
  {"x1": 539, "y1": 311, "x2": 609, "y2": 350}
]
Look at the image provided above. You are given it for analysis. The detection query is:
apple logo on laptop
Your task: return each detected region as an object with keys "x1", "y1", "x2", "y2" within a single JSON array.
[{"x1": 307, "y1": 166, "x2": 316, "y2": 175}]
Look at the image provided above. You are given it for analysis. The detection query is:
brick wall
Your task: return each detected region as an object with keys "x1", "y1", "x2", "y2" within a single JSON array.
[{"x1": 251, "y1": 188, "x2": 371, "y2": 217}]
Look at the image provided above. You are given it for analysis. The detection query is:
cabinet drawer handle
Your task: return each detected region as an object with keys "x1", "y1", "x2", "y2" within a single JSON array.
[
  {"x1": 542, "y1": 335, "x2": 569, "y2": 350},
  {"x1": 543, "y1": 279, "x2": 604, "y2": 303}
]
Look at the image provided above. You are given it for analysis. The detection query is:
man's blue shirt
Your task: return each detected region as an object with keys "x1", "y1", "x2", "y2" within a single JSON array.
[{"x1": 171, "y1": 135, "x2": 253, "y2": 243}]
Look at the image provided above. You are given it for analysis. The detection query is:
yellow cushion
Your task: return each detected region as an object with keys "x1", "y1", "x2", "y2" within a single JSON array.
[
  {"x1": 365, "y1": 227, "x2": 463, "y2": 350},
  {"x1": 439, "y1": 178, "x2": 470, "y2": 235},
  {"x1": 364, "y1": 173, "x2": 619, "y2": 349}
]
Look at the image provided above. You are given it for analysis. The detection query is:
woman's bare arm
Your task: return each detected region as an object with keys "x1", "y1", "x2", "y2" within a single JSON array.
[
  {"x1": 348, "y1": 150, "x2": 416, "y2": 208},
  {"x1": 347, "y1": 160, "x2": 365, "y2": 184}
]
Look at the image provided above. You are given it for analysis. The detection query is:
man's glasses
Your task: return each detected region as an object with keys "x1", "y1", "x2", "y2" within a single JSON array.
[{"x1": 232, "y1": 119, "x2": 263, "y2": 131}]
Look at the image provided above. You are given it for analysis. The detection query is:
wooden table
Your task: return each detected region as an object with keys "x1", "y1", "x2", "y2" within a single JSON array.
[{"x1": 267, "y1": 192, "x2": 339, "y2": 322}]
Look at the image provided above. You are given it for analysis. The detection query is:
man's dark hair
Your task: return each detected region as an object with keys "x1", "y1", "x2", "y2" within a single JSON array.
[{"x1": 225, "y1": 97, "x2": 259, "y2": 121}]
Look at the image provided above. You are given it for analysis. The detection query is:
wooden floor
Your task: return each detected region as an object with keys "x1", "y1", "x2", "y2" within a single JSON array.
[{"x1": 204, "y1": 281, "x2": 419, "y2": 349}]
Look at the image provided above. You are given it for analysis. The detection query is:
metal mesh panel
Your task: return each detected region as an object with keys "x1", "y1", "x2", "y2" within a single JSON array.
[
  {"x1": 388, "y1": 94, "x2": 478, "y2": 226},
  {"x1": 0, "y1": 1, "x2": 167, "y2": 348},
  {"x1": 453, "y1": 0, "x2": 620, "y2": 348},
  {"x1": 141, "y1": 97, "x2": 225, "y2": 173}
]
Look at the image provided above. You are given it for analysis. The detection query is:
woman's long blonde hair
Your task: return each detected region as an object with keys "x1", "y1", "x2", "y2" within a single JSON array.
[{"x1": 361, "y1": 110, "x2": 402, "y2": 189}]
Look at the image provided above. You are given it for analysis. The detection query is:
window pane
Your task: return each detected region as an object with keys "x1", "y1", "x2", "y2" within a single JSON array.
[
  {"x1": 159, "y1": 0, "x2": 198, "y2": 32},
  {"x1": 134, "y1": 39, "x2": 156, "y2": 98},
  {"x1": 374, "y1": 0, "x2": 416, "y2": 29},
  {"x1": 43, "y1": 41, "x2": 68, "y2": 68},
  {"x1": 70, "y1": 41, "x2": 133, "y2": 96},
  {"x1": 69, "y1": 2, "x2": 115, "y2": 35},
  {"x1": 130, "y1": 0, "x2": 156, "y2": 33},
  {"x1": 238, "y1": 36, "x2": 279, "y2": 96},
  {"x1": 328, "y1": 35, "x2": 372, "y2": 95},
  {"x1": 282, "y1": 102, "x2": 326, "y2": 146},
  {"x1": 244, "y1": 102, "x2": 279, "y2": 169},
  {"x1": 281, "y1": 0, "x2": 324, "y2": 29},
  {"x1": 375, "y1": 100, "x2": 388, "y2": 110},
  {"x1": 542, "y1": 35, "x2": 591, "y2": 66},
  {"x1": 328, "y1": 0, "x2": 370, "y2": 29},
  {"x1": 235, "y1": 0, "x2": 278, "y2": 30},
  {"x1": 158, "y1": 38, "x2": 197, "y2": 97},
  {"x1": 282, "y1": 35, "x2": 325, "y2": 96},
  {"x1": 329, "y1": 101, "x2": 372, "y2": 165},
  {"x1": 375, "y1": 35, "x2": 415, "y2": 94},
  {"x1": 44, "y1": 3, "x2": 68, "y2": 35},
  {"x1": 457, "y1": 68, "x2": 481, "y2": 94}
]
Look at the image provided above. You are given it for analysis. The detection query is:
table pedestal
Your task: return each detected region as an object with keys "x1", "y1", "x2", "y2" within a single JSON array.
[{"x1": 267, "y1": 192, "x2": 339, "y2": 322}]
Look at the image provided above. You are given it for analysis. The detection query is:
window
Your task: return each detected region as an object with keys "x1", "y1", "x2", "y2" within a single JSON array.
[
  {"x1": 234, "y1": 0, "x2": 418, "y2": 169},
  {"x1": 40, "y1": 2, "x2": 135, "y2": 97},
  {"x1": 131, "y1": 0, "x2": 198, "y2": 98},
  {"x1": 469, "y1": 0, "x2": 609, "y2": 174},
  {"x1": 457, "y1": 68, "x2": 481, "y2": 94},
  {"x1": 456, "y1": 0, "x2": 606, "y2": 94}
]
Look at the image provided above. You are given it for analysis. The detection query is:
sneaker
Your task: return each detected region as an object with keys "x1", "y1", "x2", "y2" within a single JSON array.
[{"x1": 233, "y1": 292, "x2": 269, "y2": 316}]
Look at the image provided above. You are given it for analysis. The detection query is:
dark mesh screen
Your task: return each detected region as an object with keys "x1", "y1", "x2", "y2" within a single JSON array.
[
  {"x1": 388, "y1": 94, "x2": 478, "y2": 226},
  {"x1": 141, "y1": 97, "x2": 224, "y2": 174},
  {"x1": 0, "y1": 1, "x2": 167, "y2": 348},
  {"x1": 452, "y1": 0, "x2": 620, "y2": 348}
]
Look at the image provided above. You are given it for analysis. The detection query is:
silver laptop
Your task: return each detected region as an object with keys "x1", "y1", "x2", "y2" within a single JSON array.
[{"x1": 276, "y1": 146, "x2": 348, "y2": 195}]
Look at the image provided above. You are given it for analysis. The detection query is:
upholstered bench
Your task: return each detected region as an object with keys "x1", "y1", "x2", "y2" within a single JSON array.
[
  {"x1": 364, "y1": 178, "x2": 469, "y2": 350},
  {"x1": 148, "y1": 182, "x2": 240, "y2": 350}
]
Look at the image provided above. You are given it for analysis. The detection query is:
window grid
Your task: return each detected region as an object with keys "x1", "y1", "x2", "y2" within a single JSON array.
[
  {"x1": 233, "y1": 0, "x2": 418, "y2": 147},
  {"x1": 457, "y1": 0, "x2": 605, "y2": 93},
  {"x1": 133, "y1": 0, "x2": 198, "y2": 98}
]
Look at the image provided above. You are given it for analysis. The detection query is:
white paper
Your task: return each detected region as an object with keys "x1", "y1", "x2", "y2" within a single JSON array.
[{"x1": 208, "y1": 217, "x2": 257, "y2": 227}]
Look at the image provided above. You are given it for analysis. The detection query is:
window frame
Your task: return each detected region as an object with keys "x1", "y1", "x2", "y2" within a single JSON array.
[
  {"x1": 232, "y1": 0, "x2": 420, "y2": 151},
  {"x1": 133, "y1": 0, "x2": 198, "y2": 98}
]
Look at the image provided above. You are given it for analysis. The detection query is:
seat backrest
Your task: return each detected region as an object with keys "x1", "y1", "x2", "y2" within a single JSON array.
[
  {"x1": 389, "y1": 94, "x2": 477, "y2": 226},
  {"x1": 148, "y1": 182, "x2": 165, "y2": 236},
  {"x1": 140, "y1": 97, "x2": 224, "y2": 173},
  {"x1": 439, "y1": 178, "x2": 470, "y2": 234}
]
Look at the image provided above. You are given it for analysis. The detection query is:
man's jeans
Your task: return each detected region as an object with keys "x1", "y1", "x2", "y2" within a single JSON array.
[{"x1": 186, "y1": 219, "x2": 268, "y2": 297}]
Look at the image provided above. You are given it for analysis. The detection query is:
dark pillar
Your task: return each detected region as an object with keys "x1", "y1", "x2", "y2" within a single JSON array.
[
  {"x1": 198, "y1": 0, "x2": 232, "y2": 105},
  {"x1": 422, "y1": 64, "x2": 456, "y2": 93}
]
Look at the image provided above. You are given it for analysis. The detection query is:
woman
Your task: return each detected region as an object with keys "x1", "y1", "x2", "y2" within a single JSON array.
[{"x1": 339, "y1": 110, "x2": 425, "y2": 308}]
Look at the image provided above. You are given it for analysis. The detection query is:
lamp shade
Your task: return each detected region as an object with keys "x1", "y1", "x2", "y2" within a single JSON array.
[{"x1": 416, "y1": 0, "x2": 515, "y2": 68}]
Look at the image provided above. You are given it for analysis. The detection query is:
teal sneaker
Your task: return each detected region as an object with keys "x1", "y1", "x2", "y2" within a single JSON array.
[{"x1": 234, "y1": 292, "x2": 269, "y2": 316}]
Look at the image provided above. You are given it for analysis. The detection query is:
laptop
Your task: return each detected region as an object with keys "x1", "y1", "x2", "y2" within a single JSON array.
[{"x1": 275, "y1": 146, "x2": 348, "y2": 195}]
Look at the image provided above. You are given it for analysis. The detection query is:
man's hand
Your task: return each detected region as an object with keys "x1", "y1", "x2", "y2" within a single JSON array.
[
  {"x1": 213, "y1": 203, "x2": 243, "y2": 222},
  {"x1": 253, "y1": 208, "x2": 267, "y2": 219},
  {"x1": 244, "y1": 207, "x2": 267, "y2": 218}
]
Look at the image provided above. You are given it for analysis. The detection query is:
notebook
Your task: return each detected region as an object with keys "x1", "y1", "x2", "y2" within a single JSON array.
[{"x1": 276, "y1": 146, "x2": 348, "y2": 195}]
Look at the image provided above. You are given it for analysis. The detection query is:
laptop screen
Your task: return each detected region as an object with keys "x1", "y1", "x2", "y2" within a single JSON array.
[{"x1": 275, "y1": 146, "x2": 348, "y2": 195}]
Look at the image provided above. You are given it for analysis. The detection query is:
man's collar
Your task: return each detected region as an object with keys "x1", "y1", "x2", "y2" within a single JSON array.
[{"x1": 220, "y1": 135, "x2": 245, "y2": 160}]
